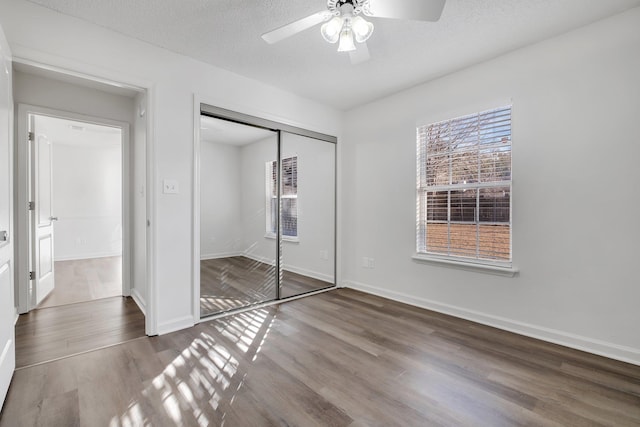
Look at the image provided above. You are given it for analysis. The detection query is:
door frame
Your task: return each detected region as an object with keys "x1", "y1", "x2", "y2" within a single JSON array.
[{"x1": 16, "y1": 104, "x2": 131, "y2": 313}]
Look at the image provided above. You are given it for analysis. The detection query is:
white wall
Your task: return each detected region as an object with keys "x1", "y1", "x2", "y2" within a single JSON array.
[
  {"x1": 50, "y1": 137, "x2": 122, "y2": 260},
  {"x1": 200, "y1": 141, "x2": 244, "y2": 258},
  {"x1": 341, "y1": 8, "x2": 640, "y2": 364},
  {"x1": 0, "y1": 0, "x2": 341, "y2": 334},
  {"x1": 240, "y1": 136, "x2": 278, "y2": 264},
  {"x1": 12, "y1": 71, "x2": 135, "y2": 124},
  {"x1": 280, "y1": 133, "x2": 335, "y2": 282}
]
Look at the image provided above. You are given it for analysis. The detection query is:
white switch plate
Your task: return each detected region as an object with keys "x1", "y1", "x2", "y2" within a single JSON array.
[{"x1": 163, "y1": 179, "x2": 179, "y2": 194}]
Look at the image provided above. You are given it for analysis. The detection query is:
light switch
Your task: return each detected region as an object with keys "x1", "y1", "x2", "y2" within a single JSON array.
[{"x1": 163, "y1": 179, "x2": 179, "y2": 194}]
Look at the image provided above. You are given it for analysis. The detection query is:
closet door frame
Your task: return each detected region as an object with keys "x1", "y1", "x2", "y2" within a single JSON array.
[{"x1": 195, "y1": 102, "x2": 337, "y2": 322}]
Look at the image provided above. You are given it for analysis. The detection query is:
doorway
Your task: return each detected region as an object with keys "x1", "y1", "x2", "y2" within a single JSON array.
[
  {"x1": 29, "y1": 114, "x2": 124, "y2": 309},
  {"x1": 13, "y1": 105, "x2": 148, "y2": 368},
  {"x1": 18, "y1": 108, "x2": 130, "y2": 313}
]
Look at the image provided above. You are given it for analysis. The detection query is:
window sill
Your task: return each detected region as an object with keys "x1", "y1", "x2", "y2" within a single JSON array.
[
  {"x1": 264, "y1": 233, "x2": 300, "y2": 243},
  {"x1": 412, "y1": 253, "x2": 518, "y2": 277}
]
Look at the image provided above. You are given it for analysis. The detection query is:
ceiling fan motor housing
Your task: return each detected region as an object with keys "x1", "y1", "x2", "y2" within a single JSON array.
[{"x1": 328, "y1": 0, "x2": 370, "y2": 16}]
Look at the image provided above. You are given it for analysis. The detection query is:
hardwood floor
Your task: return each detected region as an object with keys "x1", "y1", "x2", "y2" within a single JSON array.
[
  {"x1": 200, "y1": 256, "x2": 333, "y2": 316},
  {"x1": 38, "y1": 256, "x2": 122, "y2": 309},
  {"x1": 15, "y1": 296, "x2": 145, "y2": 368},
  {"x1": 2, "y1": 288, "x2": 639, "y2": 426}
]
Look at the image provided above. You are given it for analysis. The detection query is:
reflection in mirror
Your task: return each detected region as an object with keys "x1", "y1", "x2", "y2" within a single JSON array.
[
  {"x1": 280, "y1": 132, "x2": 336, "y2": 298},
  {"x1": 200, "y1": 116, "x2": 278, "y2": 317}
]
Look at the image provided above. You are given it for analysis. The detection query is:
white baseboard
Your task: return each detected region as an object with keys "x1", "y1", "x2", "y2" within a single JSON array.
[
  {"x1": 157, "y1": 315, "x2": 194, "y2": 336},
  {"x1": 214, "y1": 253, "x2": 333, "y2": 284},
  {"x1": 200, "y1": 251, "x2": 243, "y2": 261},
  {"x1": 131, "y1": 288, "x2": 146, "y2": 316},
  {"x1": 242, "y1": 252, "x2": 276, "y2": 266},
  {"x1": 54, "y1": 251, "x2": 122, "y2": 262},
  {"x1": 343, "y1": 280, "x2": 640, "y2": 366},
  {"x1": 283, "y1": 264, "x2": 333, "y2": 284}
]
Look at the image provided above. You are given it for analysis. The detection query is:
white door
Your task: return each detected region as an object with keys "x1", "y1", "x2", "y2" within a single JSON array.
[
  {"x1": 30, "y1": 117, "x2": 56, "y2": 306},
  {"x1": 0, "y1": 25, "x2": 15, "y2": 409}
]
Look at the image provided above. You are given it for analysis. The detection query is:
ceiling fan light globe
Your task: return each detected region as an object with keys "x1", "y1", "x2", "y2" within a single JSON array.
[
  {"x1": 337, "y1": 28, "x2": 356, "y2": 52},
  {"x1": 352, "y1": 16, "x2": 374, "y2": 43},
  {"x1": 321, "y1": 16, "x2": 343, "y2": 43}
]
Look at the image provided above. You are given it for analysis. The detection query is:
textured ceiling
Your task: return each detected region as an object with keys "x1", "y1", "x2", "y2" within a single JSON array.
[{"x1": 24, "y1": 0, "x2": 640, "y2": 110}]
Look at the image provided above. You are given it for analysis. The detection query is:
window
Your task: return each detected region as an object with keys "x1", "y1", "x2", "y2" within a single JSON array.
[
  {"x1": 416, "y1": 106, "x2": 512, "y2": 265},
  {"x1": 266, "y1": 156, "x2": 298, "y2": 237}
]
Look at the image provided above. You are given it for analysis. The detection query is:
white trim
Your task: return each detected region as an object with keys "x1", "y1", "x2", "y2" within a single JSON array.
[
  {"x1": 54, "y1": 251, "x2": 122, "y2": 262},
  {"x1": 264, "y1": 233, "x2": 299, "y2": 243},
  {"x1": 131, "y1": 288, "x2": 146, "y2": 316},
  {"x1": 145, "y1": 85, "x2": 157, "y2": 336},
  {"x1": 157, "y1": 315, "x2": 194, "y2": 336},
  {"x1": 200, "y1": 251, "x2": 243, "y2": 261},
  {"x1": 16, "y1": 107, "x2": 29, "y2": 314},
  {"x1": 11, "y1": 50, "x2": 151, "y2": 94},
  {"x1": 192, "y1": 96, "x2": 201, "y2": 326},
  {"x1": 412, "y1": 253, "x2": 518, "y2": 277},
  {"x1": 283, "y1": 264, "x2": 333, "y2": 284},
  {"x1": 242, "y1": 252, "x2": 276, "y2": 266},
  {"x1": 343, "y1": 280, "x2": 640, "y2": 366}
]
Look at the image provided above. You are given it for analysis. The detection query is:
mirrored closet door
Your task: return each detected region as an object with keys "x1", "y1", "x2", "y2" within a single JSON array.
[
  {"x1": 200, "y1": 116, "x2": 278, "y2": 317},
  {"x1": 199, "y1": 110, "x2": 336, "y2": 318},
  {"x1": 279, "y1": 132, "x2": 335, "y2": 298}
]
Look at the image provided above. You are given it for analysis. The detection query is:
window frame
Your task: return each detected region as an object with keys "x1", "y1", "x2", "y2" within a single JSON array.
[
  {"x1": 265, "y1": 155, "x2": 299, "y2": 242},
  {"x1": 415, "y1": 105, "x2": 515, "y2": 274}
]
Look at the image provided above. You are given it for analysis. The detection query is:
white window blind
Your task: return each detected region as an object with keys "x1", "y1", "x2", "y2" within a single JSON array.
[
  {"x1": 266, "y1": 156, "x2": 298, "y2": 237},
  {"x1": 417, "y1": 106, "x2": 512, "y2": 264}
]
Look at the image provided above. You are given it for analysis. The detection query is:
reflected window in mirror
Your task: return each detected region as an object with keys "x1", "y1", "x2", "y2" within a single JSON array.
[{"x1": 266, "y1": 156, "x2": 298, "y2": 239}]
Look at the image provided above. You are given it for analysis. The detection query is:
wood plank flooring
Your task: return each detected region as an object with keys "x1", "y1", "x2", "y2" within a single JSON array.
[
  {"x1": 200, "y1": 256, "x2": 332, "y2": 316},
  {"x1": 2, "y1": 288, "x2": 639, "y2": 426},
  {"x1": 15, "y1": 296, "x2": 145, "y2": 368},
  {"x1": 38, "y1": 256, "x2": 122, "y2": 309}
]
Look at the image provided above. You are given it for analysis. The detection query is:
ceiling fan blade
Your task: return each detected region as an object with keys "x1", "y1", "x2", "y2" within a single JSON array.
[
  {"x1": 261, "y1": 11, "x2": 330, "y2": 44},
  {"x1": 349, "y1": 42, "x2": 370, "y2": 65},
  {"x1": 366, "y1": 0, "x2": 446, "y2": 22}
]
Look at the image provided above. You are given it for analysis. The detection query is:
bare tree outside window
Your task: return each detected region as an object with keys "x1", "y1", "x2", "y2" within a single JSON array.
[{"x1": 417, "y1": 106, "x2": 512, "y2": 263}]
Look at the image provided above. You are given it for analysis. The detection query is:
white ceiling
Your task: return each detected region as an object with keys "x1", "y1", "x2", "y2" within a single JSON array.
[
  {"x1": 201, "y1": 115, "x2": 275, "y2": 146},
  {"x1": 25, "y1": 0, "x2": 640, "y2": 110}
]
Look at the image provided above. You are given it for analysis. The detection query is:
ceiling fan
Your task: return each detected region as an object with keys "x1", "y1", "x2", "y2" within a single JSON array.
[{"x1": 261, "y1": 0, "x2": 446, "y2": 64}]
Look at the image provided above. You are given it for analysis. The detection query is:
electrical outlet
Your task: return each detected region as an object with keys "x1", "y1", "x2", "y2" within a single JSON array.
[
  {"x1": 163, "y1": 179, "x2": 179, "y2": 194},
  {"x1": 362, "y1": 257, "x2": 375, "y2": 268}
]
